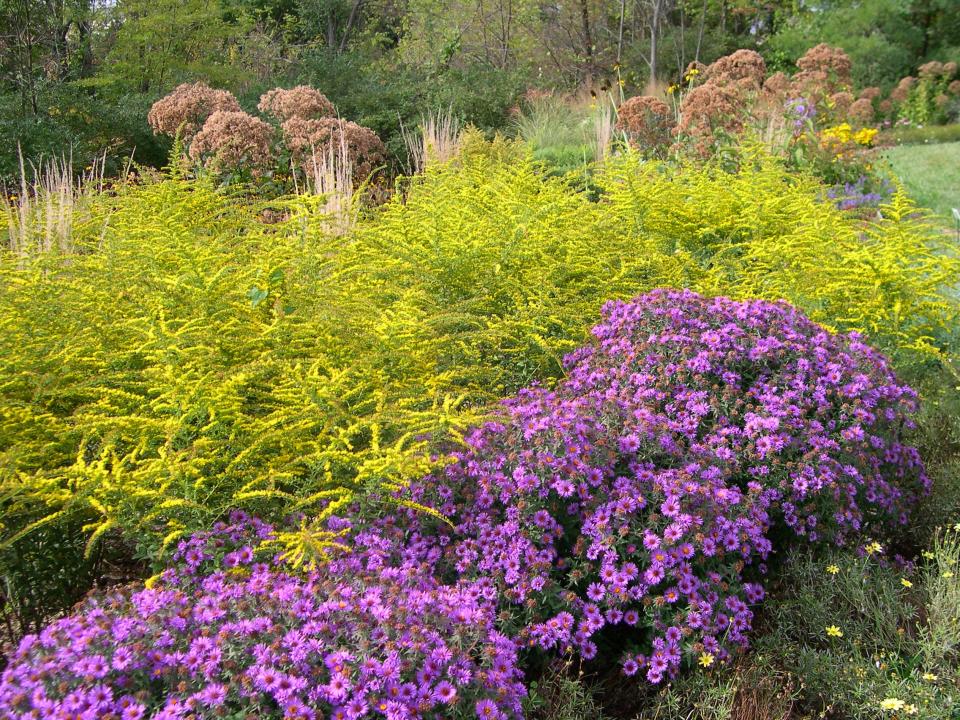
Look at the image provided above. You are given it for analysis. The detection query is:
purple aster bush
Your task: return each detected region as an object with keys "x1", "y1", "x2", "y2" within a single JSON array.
[
  {"x1": 0, "y1": 512, "x2": 526, "y2": 720},
  {"x1": 357, "y1": 290, "x2": 928, "y2": 684}
]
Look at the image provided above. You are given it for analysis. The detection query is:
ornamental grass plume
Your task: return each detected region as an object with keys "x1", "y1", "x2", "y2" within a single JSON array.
[
  {"x1": 188, "y1": 110, "x2": 275, "y2": 174},
  {"x1": 355, "y1": 290, "x2": 927, "y2": 685},
  {"x1": 282, "y1": 117, "x2": 386, "y2": 186},
  {"x1": 0, "y1": 512, "x2": 526, "y2": 720},
  {"x1": 258, "y1": 85, "x2": 336, "y2": 122},
  {"x1": 147, "y1": 82, "x2": 242, "y2": 139},
  {"x1": 704, "y1": 49, "x2": 767, "y2": 91},
  {"x1": 615, "y1": 96, "x2": 673, "y2": 156}
]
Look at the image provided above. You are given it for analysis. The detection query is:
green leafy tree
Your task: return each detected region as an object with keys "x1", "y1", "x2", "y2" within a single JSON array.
[{"x1": 102, "y1": 0, "x2": 249, "y2": 94}]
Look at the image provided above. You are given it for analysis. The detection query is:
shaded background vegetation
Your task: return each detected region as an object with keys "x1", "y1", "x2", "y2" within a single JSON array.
[{"x1": 2, "y1": 0, "x2": 959, "y2": 180}]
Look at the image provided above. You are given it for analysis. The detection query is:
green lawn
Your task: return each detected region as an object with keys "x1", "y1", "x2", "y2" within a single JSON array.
[{"x1": 882, "y1": 141, "x2": 960, "y2": 223}]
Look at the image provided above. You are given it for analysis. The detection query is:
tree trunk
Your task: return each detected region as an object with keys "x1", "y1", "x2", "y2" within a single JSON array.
[{"x1": 579, "y1": 0, "x2": 594, "y2": 82}]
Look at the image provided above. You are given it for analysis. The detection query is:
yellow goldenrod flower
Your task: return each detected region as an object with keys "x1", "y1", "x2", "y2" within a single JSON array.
[
  {"x1": 880, "y1": 698, "x2": 905, "y2": 711},
  {"x1": 901, "y1": 578, "x2": 913, "y2": 588},
  {"x1": 699, "y1": 652, "x2": 715, "y2": 667},
  {"x1": 922, "y1": 672, "x2": 938, "y2": 682},
  {"x1": 827, "y1": 564, "x2": 840, "y2": 574},
  {"x1": 826, "y1": 625, "x2": 843, "y2": 638}
]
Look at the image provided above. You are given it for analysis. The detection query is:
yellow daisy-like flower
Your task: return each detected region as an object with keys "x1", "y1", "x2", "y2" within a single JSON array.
[
  {"x1": 904, "y1": 705, "x2": 918, "y2": 715},
  {"x1": 866, "y1": 541, "x2": 883, "y2": 555},
  {"x1": 825, "y1": 625, "x2": 843, "y2": 638},
  {"x1": 922, "y1": 672, "x2": 938, "y2": 681},
  {"x1": 880, "y1": 698, "x2": 905, "y2": 711},
  {"x1": 901, "y1": 578, "x2": 913, "y2": 588},
  {"x1": 922, "y1": 550, "x2": 935, "y2": 559},
  {"x1": 826, "y1": 564, "x2": 840, "y2": 575},
  {"x1": 699, "y1": 652, "x2": 715, "y2": 667}
]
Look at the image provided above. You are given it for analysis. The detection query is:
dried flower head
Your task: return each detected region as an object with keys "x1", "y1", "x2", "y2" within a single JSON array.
[
  {"x1": 282, "y1": 117, "x2": 386, "y2": 185},
  {"x1": 147, "y1": 82, "x2": 241, "y2": 139},
  {"x1": 258, "y1": 85, "x2": 336, "y2": 122},
  {"x1": 705, "y1": 49, "x2": 767, "y2": 91},
  {"x1": 616, "y1": 96, "x2": 673, "y2": 155},
  {"x1": 796, "y1": 44, "x2": 852, "y2": 87},
  {"x1": 848, "y1": 97, "x2": 875, "y2": 125},
  {"x1": 918, "y1": 61, "x2": 946, "y2": 80},
  {"x1": 829, "y1": 91, "x2": 855, "y2": 116},
  {"x1": 763, "y1": 71, "x2": 791, "y2": 99},
  {"x1": 858, "y1": 87, "x2": 881, "y2": 101},
  {"x1": 188, "y1": 110, "x2": 275, "y2": 173},
  {"x1": 949, "y1": 80, "x2": 960, "y2": 96},
  {"x1": 889, "y1": 77, "x2": 916, "y2": 105},
  {"x1": 676, "y1": 83, "x2": 743, "y2": 156}
]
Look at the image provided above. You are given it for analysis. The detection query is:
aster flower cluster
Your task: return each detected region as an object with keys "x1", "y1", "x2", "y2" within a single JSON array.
[
  {"x1": 786, "y1": 97, "x2": 817, "y2": 134},
  {"x1": 354, "y1": 290, "x2": 927, "y2": 684},
  {"x1": 0, "y1": 512, "x2": 526, "y2": 720},
  {"x1": 826, "y1": 175, "x2": 893, "y2": 212}
]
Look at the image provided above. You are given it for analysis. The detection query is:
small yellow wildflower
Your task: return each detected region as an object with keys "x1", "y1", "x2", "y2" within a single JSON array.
[
  {"x1": 922, "y1": 672, "x2": 938, "y2": 682},
  {"x1": 942, "y1": 571, "x2": 954, "y2": 578},
  {"x1": 667, "y1": 84, "x2": 678, "y2": 94},
  {"x1": 853, "y1": 127, "x2": 878, "y2": 146},
  {"x1": 904, "y1": 705, "x2": 918, "y2": 715},
  {"x1": 826, "y1": 564, "x2": 840, "y2": 574},
  {"x1": 880, "y1": 698, "x2": 905, "y2": 711},
  {"x1": 866, "y1": 541, "x2": 883, "y2": 555},
  {"x1": 922, "y1": 550, "x2": 935, "y2": 559},
  {"x1": 699, "y1": 652, "x2": 715, "y2": 667},
  {"x1": 826, "y1": 625, "x2": 843, "y2": 638},
  {"x1": 953, "y1": 522, "x2": 960, "y2": 532},
  {"x1": 901, "y1": 578, "x2": 913, "y2": 588}
]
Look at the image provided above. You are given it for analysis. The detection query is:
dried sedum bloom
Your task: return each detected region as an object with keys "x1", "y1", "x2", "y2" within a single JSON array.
[
  {"x1": 258, "y1": 85, "x2": 336, "y2": 122},
  {"x1": 705, "y1": 49, "x2": 767, "y2": 91},
  {"x1": 147, "y1": 82, "x2": 241, "y2": 139},
  {"x1": 858, "y1": 86, "x2": 881, "y2": 101},
  {"x1": 848, "y1": 97, "x2": 875, "y2": 125},
  {"x1": 282, "y1": 117, "x2": 387, "y2": 184},
  {"x1": 949, "y1": 80, "x2": 960, "y2": 96},
  {"x1": 616, "y1": 96, "x2": 673, "y2": 154},
  {"x1": 188, "y1": 110, "x2": 275, "y2": 173}
]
